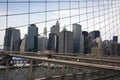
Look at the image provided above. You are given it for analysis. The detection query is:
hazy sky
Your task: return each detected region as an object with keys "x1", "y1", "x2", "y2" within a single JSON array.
[{"x1": 0, "y1": 0, "x2": 120, "y2": 48}]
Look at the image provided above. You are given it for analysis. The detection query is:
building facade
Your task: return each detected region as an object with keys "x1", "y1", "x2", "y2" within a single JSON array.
[
  {"x1": 82, "y1": 31, "x2": 89, "y2": 54},
  {"x1": 38, "y1": 36, "x2": 48, "y2": 51},
  {"x1": 58, "y1": 28, "x2": 73, "y2": 53},
  {"x1": 20, "y1": 34, "x2": 27, "y2": 52},
  {"x1": 48, "y1": 20, "x2": 60, "y2": 52},
  {"x1": 48, "y1": 33, "x2": 58, "y2": 52},
  {"x1": 51, "y1": 20, "x2": 60, "y2": 36},
  {"x1": 26, "y1": 24, "x2": 38, "y2": 52},
  {"x1": 4, "y1": 28, "x2": 21, "y2": 51},
  {"x1": 113, "y1": 36, "x2": 118, "y2": 43},
  {"x1": 88, "y1": 30, "x2": 101, "y2": 53},
  {"x1": 72, "y1": 23, "x2": 83, "y2": 54}
]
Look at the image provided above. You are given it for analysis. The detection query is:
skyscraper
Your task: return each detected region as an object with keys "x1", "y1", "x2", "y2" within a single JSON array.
[
  {"x1": 72, "y1": 23, "x2": 83, "y2": 54},
  {"x1": 89, "y1": 30, "x2": 100, "y2": 41},
  {"x1": 44, "y1": 27, "x2": 47, "y2": 37},
  {"x1": 48, "y1": 20, "x2": 60, "y2": 52},
  {"x1": 102, "y1": 40, "x2": 111, "y2": 56},
  {"x1": 10, "y1": 29, "x2": 21, "y2": 51},
  {"x1": 58, "y1": 28, "x2": 73, "y2": 53},
  {"x1": 82, "y1": 31, "x2": 88, "y2": 39},
  {"x1": 20, "y1": 34, "x2": 27, "y2": 52},
  {"x1": 38, "y1": 36, "x2": 48, "y2": 51},
  {"x1": 88, "y1": 30, "x2": 101, "y2": 53},
  {"x1": 4, "y1": 28, "x2": 21, "y2": 51},
  {"x1": 26, "y1": 24, "x2": 38, "y2": 52},
  {"x1": 38, "y1": 27, "x2": 48, "y2": 51},
  {"x1": 48, "y1": 33, "x2": 58, "y2": 52},
  {"x1": 50, "y1": 20, "x2": 60, "y2": 36},
  {"x1": 113, "y1": 36, "x2": 118, "y2": 43},
  {"x1": 82, "y1": 31, "x2": 89, "y2": 54}
]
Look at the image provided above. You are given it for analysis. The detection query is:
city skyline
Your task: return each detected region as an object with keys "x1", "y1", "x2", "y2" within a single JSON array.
[
  {"x1": 0, "y1": 0, "x2": 120, "y2": 48},
  {"x1": 3, "y1": 21, "x2": 119, "y2": 55},
  {"x1": 0, "y1": 1, "x2": 120, "y2": 80}
]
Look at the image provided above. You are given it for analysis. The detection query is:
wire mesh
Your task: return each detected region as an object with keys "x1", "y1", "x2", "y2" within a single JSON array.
[{"x1": 0, "y1": 0, "x2": 120, "y2": 51}]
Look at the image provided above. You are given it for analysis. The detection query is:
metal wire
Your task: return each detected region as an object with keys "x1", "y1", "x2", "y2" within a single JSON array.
[{"x1": 0, "y1": 0, "x2": 119, "y2": 47}]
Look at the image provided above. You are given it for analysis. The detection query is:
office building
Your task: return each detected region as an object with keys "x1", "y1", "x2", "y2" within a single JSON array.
[
  {"x1": 80, "y1": 35, "x2": 84, "y2": 54},
  {"x1": 20, "y1": 34, "x2": 27, "y2": 52},
  {"x1": 113, "y1": 36, "x2": 118, "y2": 43},
  {"x1": 59, "y1": 28, "x2": 73, "y2": 53},
  {"x1": 86, "y1": 36, "x2": 92, "y2": 54},
  {"x1": 48, "y1": 33, "x2": 58, "y2": 52},
  {"x1": 102, "y1": 40, "x2": 111, "y2": 56},
  {"x1": 38, "y1": 36, "x2": 48, "y2": 51},
  {"x1": 92, "y1": 37, "x2": 102, "y2": 48},
  {"x1": 48, "y1": 21, "x2": 60, "y2": 52},
  {"x1": 51, "y1": 20, "x2": 60, "y2": 36},
  {"x1": 4, "y1": 27, "x2": 21, "y2": 51},
  {"x1": 43, "y1": 27, "x2": 47, "y2": 37},
  {"x1": 88, "y1": 30, "x2": 101, "y2": 53},
  {"x1": 89, "y1": 30, "x2": 100, "y2": 41},
  {"x1": 102, "y1": 39, "x2": 119, "y2": 56},
  {"x1": 72, "y1": 23, "x2": 83, "y2": 54},
  {"x1": 82, "y1": 31, "x2": 89, "y2": 54},
  {"x1": 38, "y1": 27, "x2": 48, "y2": 51},
  {"x1": 26, "y1": 24, "x2": 38, "y2": 52},
  {"x1": 82, "y1": 31, "x2": 88, "y2": 39},
  {"x1": 110, "y1": 43, "x2": 117, "y2": 56}
]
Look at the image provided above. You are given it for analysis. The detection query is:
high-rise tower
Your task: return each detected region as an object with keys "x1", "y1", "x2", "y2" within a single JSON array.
[
  {"x1": 50, "y1": 20, "x2": 60, "y2": 36},
  {"x1": 38, "y1": 27, "x2": 48, "y2": 51},
  {"x1": 72, "y1": 23, "x2": 83, "y2": 54},
  {"x1": 48, "y1": 20, "x2": 60, "y2": 52},
  {"x1": 44, "y1": 27, "x2": 47, "y2": 37},
  {"x1": 4, "y1": 28, "x2": 21, "y2": 51},
  {"x1": 26, "y1": 24, "x2": 38, "y2": 52},
  {"x1": 58, "y1": 27, "x2": 73, "y2": 53},
  {"x1": 20, "y1": 34, "x2": 27, "y2": 52}
]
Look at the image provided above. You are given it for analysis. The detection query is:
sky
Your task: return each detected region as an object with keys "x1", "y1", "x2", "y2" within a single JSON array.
[{"x1": 0, "y1": 0, "x2": 120, "y2": 48}]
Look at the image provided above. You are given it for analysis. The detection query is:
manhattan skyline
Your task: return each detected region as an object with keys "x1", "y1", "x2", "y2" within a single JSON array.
[{"x1": 0, "y1": 0, "x2": 120, "y2": 48}]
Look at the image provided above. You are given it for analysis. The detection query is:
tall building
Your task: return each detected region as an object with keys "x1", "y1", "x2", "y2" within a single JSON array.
[
  {"x1": 72, "y1": 23, "x2": 83, "y2": 54},
  {"x1": 38, "y1": 36, "x2": 48, "y2": 51},
  {"x1": 103, "y1": 40, "x2": 120, "y2": 56},
  {"x1": 38, "y1": 27, "x2": 48, "y2": 51},
  {"x1": 82, "y1": 31, "x2": 88, "y2": 39},
  {"x1": 20, "y1": 34, "x2": 27, "y2": 52},
  {"x1": 117, "y1": 44, "x2": 120, "y2": 56},
  {"x1": 48, "y1": 20, "x2": 60, "y2": 52},
  {"x1": 58, "y1": 28, "x2": 73, "y2": 53},
  {"x1": 85, "y1": 36, "x2": 92, "y2": 54},
  {"x1": 82, "y1": 31, "x2": 89, "y2": 54},
  {"x1": 44, "y1": 27, "x2": 47, "y2": 37},
  {"x1": 93, "y1": 31, "x2": 100, "y2": 39},
  {"x1": 88, "y1": 30, "x2": 101, "y2": 53},
  {"x1": 26, "y1": 24, "x2": 38, "y2": 52},
  {"x1": 110, "y1": 43, "x2": 118, "y2": 56},
  {"x1": 89, "y1": 31, "x2": 100, "y2": 41},
  {"x1": 93, "y1": 37, "x2": 102, "y2": 48},
  {"x1": 48, "y1": 33, "x2": 58, "y2": 52},
  {"x1": 80, "y1": 35, "x2": 84, "y2": 54},
  {"x1": 113, "y1": 36, "x2": 118, "y2": 43},
  {"x1": 51, "y1": 20, "x2": 60, "y2": 36},
  {"x1": 4, "y1": 28, "x2": 21, "y2": 51},
  {"x1": 102, "y1": 40, "x2": 111, "y2": 56}
]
